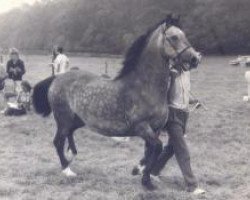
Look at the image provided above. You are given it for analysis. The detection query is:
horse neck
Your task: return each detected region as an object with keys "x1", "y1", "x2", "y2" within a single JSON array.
[{"x1": 123, "y1": 31, "x2": 170, "y2": 102}]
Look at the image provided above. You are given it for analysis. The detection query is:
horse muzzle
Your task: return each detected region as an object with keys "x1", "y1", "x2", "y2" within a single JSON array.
[{"x1": 189, "y1": 52, "x2": 202, "y2": 69}]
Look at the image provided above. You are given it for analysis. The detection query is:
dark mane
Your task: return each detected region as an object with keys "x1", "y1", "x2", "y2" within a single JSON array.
[
  {"x1": 115, "y1": 14, "x2": 181, "y2": 80},
  {"x1": 115, "y1": 25, "x2": 159, "y2": 80}
]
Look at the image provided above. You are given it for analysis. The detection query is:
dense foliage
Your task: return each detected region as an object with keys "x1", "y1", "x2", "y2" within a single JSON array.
[{"x1": 0, "y1": 0, "x2": 249, "y2": 54}]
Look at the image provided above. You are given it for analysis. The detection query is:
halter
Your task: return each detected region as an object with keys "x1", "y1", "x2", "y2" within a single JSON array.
[
  {"x1": 165, "y1": 37, "x2": 192, "y2": 61},
  {"x1": 162, "y1": 25, "x2": 193, "y2": 71}
]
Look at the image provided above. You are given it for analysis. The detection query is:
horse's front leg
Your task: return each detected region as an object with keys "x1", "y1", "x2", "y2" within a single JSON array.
[
  {"x1": 135, "y1": 123, "x2": 162, "y2": 190},
  {"x1": 132, "y1": 141, "x2": 152, "y2": 176},
  {"x1": 132, "y1": 131, "x2": 161, "y2": 176}
]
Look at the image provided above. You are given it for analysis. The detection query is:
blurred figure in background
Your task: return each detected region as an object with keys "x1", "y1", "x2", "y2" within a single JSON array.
[
  {"x1": 52, "y1": 46, "x2": 70, "y2": 75},
  {"x1": 0, "y1": 52, "x2": 3, "y2": 67},
  {"x1": 17, "y1": 80, "x2": 32, "y2": 111},
  {"x1": 51, "y1": 45, "x2": 58, "y2": 63},
  {"x1": 49, "y1": 45, "x2": 58, "y2": 75},
  {"x1": 0, "y1": 50, "x2": 7, "y2": 91}
]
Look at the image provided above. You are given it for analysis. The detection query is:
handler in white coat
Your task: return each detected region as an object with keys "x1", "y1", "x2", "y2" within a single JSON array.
[{"x1": 53, "y1": 46, "x2": 69, "y2": 75}]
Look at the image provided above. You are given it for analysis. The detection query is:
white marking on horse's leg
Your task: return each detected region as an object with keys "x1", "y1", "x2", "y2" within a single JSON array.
[
  {"x1": 62, "y1": 167, "x2": 77, "y2": 177},
  {"x1": 137, "y1": 164, "x2": 145, "y2": 175},
  {"x1": 150, "y1": 174, "x2": 161, "y2": 183}
]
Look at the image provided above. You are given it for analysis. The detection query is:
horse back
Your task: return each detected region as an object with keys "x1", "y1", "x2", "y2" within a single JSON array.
[{"x1": 48, "y1": 70, "x2": 98, "y2": 119}]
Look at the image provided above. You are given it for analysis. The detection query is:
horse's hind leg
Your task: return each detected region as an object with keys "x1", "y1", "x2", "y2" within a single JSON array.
[
  {"x1": 53, "y1": 128, "x2": 68, "y2": 168},
  {"x1": 67, "y1": 115, "x2": 85, "y2": 159},
  {"x1": 67, "y1": 132, "x2": 77, "y2": 156},
  {"x1": 66, "y1": 130, "x2": 78, "y2": 164},
  {"x1": 53, "y1": 127, "x2": 77, "y2": 177}
]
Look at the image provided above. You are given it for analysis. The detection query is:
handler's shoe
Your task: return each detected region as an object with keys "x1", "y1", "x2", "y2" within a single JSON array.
[
  {"x1": 0, "y1": 108, "x2": 6, "y2": 114},
  {"x1": 192, "y1": 188, "x2": 206, "y2": 195}
]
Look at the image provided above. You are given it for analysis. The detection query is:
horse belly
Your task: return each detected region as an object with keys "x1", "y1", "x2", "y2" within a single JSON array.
[
  {"x1": 88, "y1": 120, "x2": 129, "y2": 137},
  {"x1": 150, "y1": 105, "x2": 169, "y2": 131}
]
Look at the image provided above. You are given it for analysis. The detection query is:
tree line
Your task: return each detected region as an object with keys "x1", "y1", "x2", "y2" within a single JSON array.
[{"x1": 0, "y1": 0, "x2": 249, "y2": 55}]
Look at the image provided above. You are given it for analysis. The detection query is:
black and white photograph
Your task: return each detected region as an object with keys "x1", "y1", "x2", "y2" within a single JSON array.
[{"x1": 0, "y1": 0, "x2": 249, "y2": 199}]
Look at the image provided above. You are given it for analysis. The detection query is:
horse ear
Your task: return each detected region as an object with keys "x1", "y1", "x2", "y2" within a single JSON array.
[
  {"x1": 175, "y1": 14, "x2": 181, "y2": 24},
  {"x1": 165, "y1": 13, "x2": 181, "y2": 27},
  {"x1": 165, "y1": 13, "x2": 173, "y2": 25},
  {"x1": 174, "y1": 14, "x2": 181, "y2": 27}
]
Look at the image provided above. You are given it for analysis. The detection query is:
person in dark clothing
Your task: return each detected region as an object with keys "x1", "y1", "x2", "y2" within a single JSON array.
[
  {"x1": 6, "y1": 48, "x2": 25, "y2": 95},
  {"x1": 6, "y1": 48, "x2": 25, "y2": 81}
]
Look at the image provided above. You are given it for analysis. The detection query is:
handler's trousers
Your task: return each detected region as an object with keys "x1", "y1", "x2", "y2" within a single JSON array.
[{"x1": 152, "y1": 108, "x2": 198, "y2": 192}]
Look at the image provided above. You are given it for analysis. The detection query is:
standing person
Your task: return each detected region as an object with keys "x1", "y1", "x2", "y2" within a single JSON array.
[
  {"x1": 6, "y1": 48, "x2": 25, "y2": 95},
  {"x1": 49, "y1": 46, "x2": 58, "y2": 76},
  {"x1": 150, "y1": 65, "x2": 206, "y2": 195},
  {"x1": 53, "y1": 46, "x2": 69, "y2": 75}
]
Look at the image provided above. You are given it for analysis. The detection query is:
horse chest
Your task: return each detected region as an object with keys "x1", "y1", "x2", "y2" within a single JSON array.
[{"x1": 124, "y1": 88, "x2": 168, "y2": 123}]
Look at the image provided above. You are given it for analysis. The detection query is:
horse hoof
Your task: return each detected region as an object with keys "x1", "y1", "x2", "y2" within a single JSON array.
[
  {"x1": 142, "y1": 177, "x2": 157, "y2": 191},
  {"x1": 62, "y1": 167, "x2": 77, "y2": 177},
  {"x1": 132, "y1": 166, "x2": 140, "y2": 176},
  {"x1": 132, "y1": 164, "x2": 145, "y2": 176},
  {"x1": 142, "y1": 180, "x2": 157, "y2": 191}
]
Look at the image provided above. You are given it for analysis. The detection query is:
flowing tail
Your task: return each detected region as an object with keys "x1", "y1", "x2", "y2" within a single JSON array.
[{"x1": 32, "y1": 76, "x2": 55, "y2": 117}]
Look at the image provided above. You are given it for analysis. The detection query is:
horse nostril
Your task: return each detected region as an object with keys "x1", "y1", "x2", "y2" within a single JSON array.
[{"x1": 191, "y1": 57, "x2": 198, "y2": 64}]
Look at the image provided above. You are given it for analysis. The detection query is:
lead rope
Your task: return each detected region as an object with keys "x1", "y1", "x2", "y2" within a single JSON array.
[
  {"x1": 179, "y1": 68, "x2": 187, "y2": 110},
  {"x1": 189, "y1": 91, "x2": 208, "y2": 112},
  {"x1": 179, "y1": 68, "x2": 208, "y2": 112}
]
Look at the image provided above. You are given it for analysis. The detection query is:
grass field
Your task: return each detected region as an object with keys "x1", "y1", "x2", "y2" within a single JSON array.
[{"x1": 0, "y1": 55, "x2": 249, "y2": 200}]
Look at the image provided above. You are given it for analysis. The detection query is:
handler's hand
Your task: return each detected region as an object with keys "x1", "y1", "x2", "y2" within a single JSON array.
[
  {"x1": 189, "y1": 99, "x2": 199, "y2": 105},
  {"x1": 170, "y1": 68, "x2": 179, "y2": 78}
]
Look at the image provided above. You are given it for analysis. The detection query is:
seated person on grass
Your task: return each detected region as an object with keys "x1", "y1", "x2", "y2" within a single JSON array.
[{"x1": 3, "y1": 80, "x2": 32, "y2": 116}]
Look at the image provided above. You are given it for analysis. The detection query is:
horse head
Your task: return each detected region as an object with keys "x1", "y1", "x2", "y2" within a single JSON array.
[{"x1": 160, "y1": 14, "x2": 201, "y2": 71}]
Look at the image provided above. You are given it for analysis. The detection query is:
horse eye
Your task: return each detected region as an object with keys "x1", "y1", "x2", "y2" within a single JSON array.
[{"x1": 170, "y1": 35, "x2": 178, "y2": 41}]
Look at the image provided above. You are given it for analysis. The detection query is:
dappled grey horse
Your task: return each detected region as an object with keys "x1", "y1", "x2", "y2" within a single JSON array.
[{"x1": 33, "y1": 16, "x2": 201, "y2": 190}]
